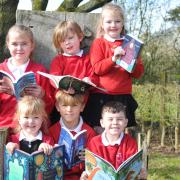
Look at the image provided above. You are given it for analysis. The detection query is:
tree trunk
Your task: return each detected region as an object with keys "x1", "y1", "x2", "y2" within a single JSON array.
[
  {"x1": 147, "y1": 128, "x2": 151, "y2": 148},
  {"x1": 32, "y1": 0, "x2": 48, "y2": 11},
  {"x1": 174, "y1": 126, "x2": 179, "y2": 152},
  {"x1": 161, "y1": 124, "x2": 166, "y2": 147},
  {"x1": 0, "y1": 0, "x2": 19, "y2": 61}
]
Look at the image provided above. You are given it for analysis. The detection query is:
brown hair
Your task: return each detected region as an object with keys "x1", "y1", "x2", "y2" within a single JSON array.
[
  {"x1": 96, "y1": 3, "x2": 125, "y2": 37},
  {"x1": 55, "y1": 90, "x2": 85, "y2": 106},
  {"x1": 6, "y1": 24, "x2": 35, "y2": 58},
  {"x1": 53, "y1": 20, "x2": 84, "y2": 53},
  {"x1": 101, "y1": 101, "x2": 127, "y2": 118},
  {"x1": 14, "y1": 96, "x2": 49, "y2": 134}
]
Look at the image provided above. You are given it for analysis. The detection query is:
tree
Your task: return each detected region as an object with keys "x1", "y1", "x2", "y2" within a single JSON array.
[{"x1": 0, "y1": 0, "x2": 112, "y2": 61}]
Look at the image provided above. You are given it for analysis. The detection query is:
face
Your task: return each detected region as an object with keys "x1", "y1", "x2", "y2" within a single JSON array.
[
  {"x1": 56, "y1": 102, "x2": 84, "y2": 128},
  {"x1": 100, "y1": 111, "x2": 128, "y2": 139},
  {"x1": 102, "y1": 12, "x2": 123, "y2": 39},
  {"x1": 19, "y1": 113, "x2": 43, "y2": 137},
  {"x1": 7, "y1": 31, "x2": 34, "y2": 65},
  {"x1": 60, "y1": 31, "x2": 82, "y2": 55}
]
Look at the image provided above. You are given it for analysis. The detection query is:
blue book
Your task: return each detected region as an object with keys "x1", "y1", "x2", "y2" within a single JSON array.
[
  {"x1": 4, "y1": 145, "x2": 64, "y2": 180},
  {"x1": 85, "y1": 149, "x2": 143, "y2": 180},
  {"x1": 116, "y1": 34, "x2": 144, "y2": 73},
  {"x1": 58, "y1": 127, "x2": 87, "y2": 169},
  {"x1": 0, "y1": 70, "x2": 36, "y2": 99}
]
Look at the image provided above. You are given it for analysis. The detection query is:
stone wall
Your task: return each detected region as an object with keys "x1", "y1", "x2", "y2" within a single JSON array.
[{"x1": 16, "y1": 10, "x2": 99, "y2": 70}]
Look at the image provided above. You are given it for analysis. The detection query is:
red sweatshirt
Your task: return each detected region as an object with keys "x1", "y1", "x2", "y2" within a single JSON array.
[
  {"x1": 88, "y1": 133, "x2": 138, "y2": 169},
  {"x1": 49, "y1": 121, "x2": 96, "y2": 180},
  {"x1": 0, "y1": 59, "x2": 54, "y2": 128},
  {"x1": 90, "y1": 37, "x2": 144, "y2": 94}
]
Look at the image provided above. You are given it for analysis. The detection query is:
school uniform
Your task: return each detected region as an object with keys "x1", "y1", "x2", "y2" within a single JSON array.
[
  {"x1": 82, "y1": 35, "x2": 144, "y2": 127},
  {"x1": 49, "y1": 117, "x2": 96, "y2": 180},
  {"x1": 88, "y1": 132, "x2": 138, "y2": 169},
  {"x1": 0, "y1": 58, "x2": 54, "y2": 127}
]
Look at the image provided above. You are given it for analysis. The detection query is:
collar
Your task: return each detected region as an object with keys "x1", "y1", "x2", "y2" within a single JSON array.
[
  {"x1": 101, "y1": 131, "x2": 124, "y2": 146},
  {"x1": 63, "y1": 49, "x2": 83, "y2": 57},
  {"x1": 60, "y1": 116, "x2": 83, "y2": 133},
  {"x1": 104, "y1": 34, "x2": 124, "y2": 42},
  {"x1": 7, "y1": 58, "x2": 30, "y2": 78},
  {"x1": 19, "y1": 130, "x2": 42, "y2": 141}
]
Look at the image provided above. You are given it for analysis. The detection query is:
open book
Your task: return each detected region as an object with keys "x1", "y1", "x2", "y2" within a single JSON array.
[
  {"x1": 58, "y1": 127, "x2": 87, "y2": 169},
  {"x1": 0, "y1": 70, "x2": 36, "y2": 99},
  {"x1": 37, "y1": 71, "x2": 106, "y2": 94},
  {"x1": 116, "y1": 34, "x2": 144, "y2": 73},
  {"x1": 85, "y1": 149, "x2": 143, "y2": 180},
  {"x1": 4, "y1": 145, "x2": 64, "y2": 180}
]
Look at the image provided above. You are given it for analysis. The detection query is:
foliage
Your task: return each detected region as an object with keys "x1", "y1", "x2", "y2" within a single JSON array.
[
  {"x1": 133, "y1": 83, "x2": 180, "y2": 127},
  {"x1": 148, "y1": 152, "x2": 180, "y2": 179}
]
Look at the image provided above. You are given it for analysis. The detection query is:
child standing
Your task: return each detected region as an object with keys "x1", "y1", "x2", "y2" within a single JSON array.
[
  {"x1": 0, "y1": 24, "x2": 53, "y2": 128},
  {"x1": 81, "y1": 101, "x2": 147, "y2": 179},
  {"x1": 49, "y1": 90, "x2": 96, "y2": 180},
  {"x1": 50, "y1": 20, "x2": 96, "y2": 81},
  {"x1": 49, "y1": 20, "x2": 97, "y2": 123},
  {"x1": 6, "y1": 96, "x2": 54, "y2": 155},
  {"x1": 83, "y1": 3, "x2": 144, "y2": 128}
]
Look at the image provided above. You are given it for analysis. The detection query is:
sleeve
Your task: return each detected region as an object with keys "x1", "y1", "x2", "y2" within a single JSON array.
[
  {"x1": 87, "y1": 136, "x2": 100, "y2": 155},
  {"x1": 50, "y1": 55, "x2": 64, "y2": 76},
  {"x1": 90, "y1": 39, "x2": 115, "y2": 76},
  {"x1": 130, "y1": 56, "x2": 144, "y2": 79},
  {"x1": 42, "y1": 134, "x2": 54, "y2": 146}
]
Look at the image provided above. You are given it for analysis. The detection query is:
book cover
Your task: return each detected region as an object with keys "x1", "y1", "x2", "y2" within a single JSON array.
[
  {"x1": 0, "y1": 70, "x2": 36, "y2": 99},
  {"x1": 116, "y1": 34, "x2": 144, "y2": 73},
  {"x1": 85, "y1": 149, "x2": 143, "y2": 180},
  {"x1": 37, "y1": 71, "x2": 106, "y2": 93},
  {"x1": 4, "y1": 145, "x2": 64, "y2": 180},
  {"x1": 58, "y1": 127, "x2": 87, "y2": 169}
]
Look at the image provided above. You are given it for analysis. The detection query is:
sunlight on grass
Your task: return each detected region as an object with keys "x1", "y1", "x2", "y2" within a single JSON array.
[{"x1": 148, "y1": 152, "x2": 180, "y2": 180}]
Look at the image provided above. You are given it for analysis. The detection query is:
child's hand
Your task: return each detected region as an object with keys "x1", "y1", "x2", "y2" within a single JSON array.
[
  {"x1": 80, "y1": 171, "x2": 88, "y2": 180},
  {"x1": 0, "y1": 78, "x2": 14, "y2": 95},
  {"x1": 78, "y1": 149, "x2": 85, "y2": 160},
  {"x1": 23, "y1": 85, "x2": 45, "y2": 98},
  {"x1": 6, "y1": 142, "x2": 19, "y2": 154},
  {"x1": 112, "y1": 46, "x2": 125, "y2": 62},
  {"x1": 38, "y1": 143, "x2": 53, "y2": 155}
]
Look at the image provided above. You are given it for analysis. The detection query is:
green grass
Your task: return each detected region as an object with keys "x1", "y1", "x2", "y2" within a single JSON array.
[{"x1": 148, "y1": 152, "x2": 180, "y2": 180}]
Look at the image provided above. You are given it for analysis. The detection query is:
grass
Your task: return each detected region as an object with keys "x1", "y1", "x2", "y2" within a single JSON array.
[{"x1": 148, "y1": 152, "x2": 180, "y2": 180}]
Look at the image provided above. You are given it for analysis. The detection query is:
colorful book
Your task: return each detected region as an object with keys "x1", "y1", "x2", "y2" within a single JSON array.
[
  {"x1": 4, "y1": 145, "x2": 64, "y2": 180},
  {"x1": 37, "y1": 71, "x2": 106, "y2": 94},
  {"x1": 58, "y1": 127, "x2": 87, "y2": 169},
  {"x1": 0, "y1": 70, "x2": 36, "y2": 99},
  {"x1": 85, "y1": 149, "x2": 143, "y2": 180},
  {"x1": 116, "y1": 34, "x2": 144, "y2": 73}
]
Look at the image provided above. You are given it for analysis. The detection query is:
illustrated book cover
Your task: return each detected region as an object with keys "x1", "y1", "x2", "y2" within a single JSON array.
[
  {"x1": 85, "y1": 149, "x2": 143, "y2": 180},
  {"x1": 116, "y1": 34, "x2": 144, "y2": 73},
  {"x1": 37, "y1": 71, "x2": 106, "y2": 94},
  {"x1": 58, "y1": 127, "x2": 87, "y2": 169},
  {"x1": 4, "y1": 145, "x2": 64, "y2": 180},
  {"x1": 0, "y1": 70, "x2": 36, "y2": 99}
]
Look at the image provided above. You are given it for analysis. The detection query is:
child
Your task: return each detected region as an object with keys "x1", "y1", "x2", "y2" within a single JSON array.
[
  {"x1": 82, "y1": 3, "x2": 144, "y2": 128},
  {"x1": 49, "y1": 20, "x2": 98, "y2": 123},
  {"x1": 49, "y1": 90, "x2": 96, "y2": 180},
  {"x1": 6, "y1": 96, "x2": 54, "y2": 155},
  {"x1": 81, "y1": 101, "x2": 147, "y2": 179},
  {"x1": 0, "y1": 24, "x2": 53, "y2": 128}
]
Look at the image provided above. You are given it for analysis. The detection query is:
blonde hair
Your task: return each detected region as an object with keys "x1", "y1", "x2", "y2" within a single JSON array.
[
  {"x1": 6, "y1": 24, "x2": 35, "y2": 58},
  {"x1": 96, "y1": 3, "x2": 125, "y2": 37},
  {"x1": 53, "y1": 20, "x2": 84, "y2": 53},
  {"x1": 14, "y1": 96, "x2": 49, "y2": 134},
  {"x1": 55, "y1": 91, "x2": 85, "y2": 106}
]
